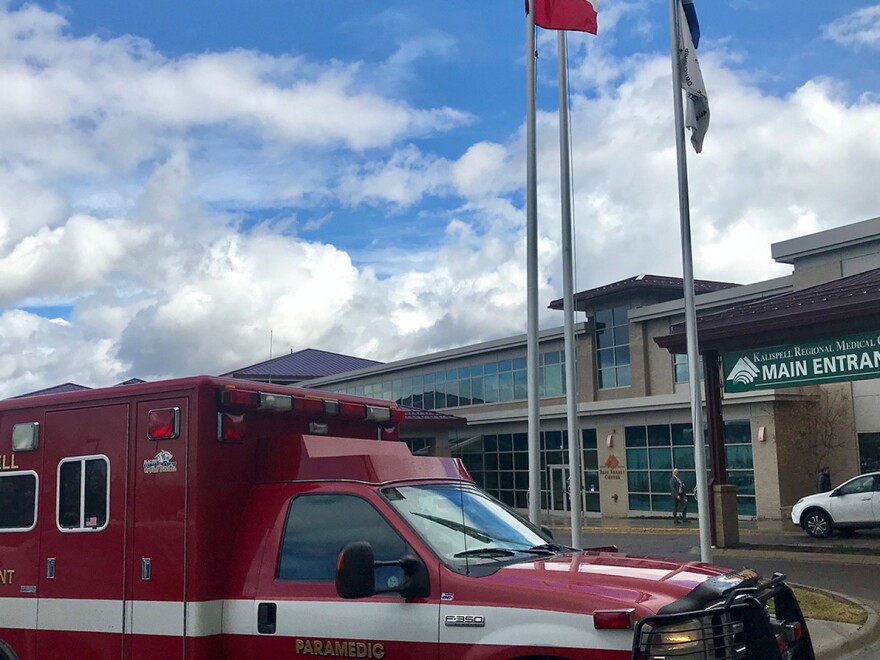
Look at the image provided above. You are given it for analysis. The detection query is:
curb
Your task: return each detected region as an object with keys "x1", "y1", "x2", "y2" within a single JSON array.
[
  {"x1": 710, "y1": 547, "x2": 880, "y2": 566},
  {"x1": 801, "y1": 591, "x2": 880, "y2": 660}
]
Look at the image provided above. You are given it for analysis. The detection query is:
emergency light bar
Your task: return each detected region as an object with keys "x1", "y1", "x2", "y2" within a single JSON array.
[{"x1": 219, "y1": 388, "x2": 405, "y2": 425}]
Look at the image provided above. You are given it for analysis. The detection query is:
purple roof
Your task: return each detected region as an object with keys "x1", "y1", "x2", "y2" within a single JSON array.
[
  {"x1": 13, "y1": 382, "x2": 91, "y2": 399},
  {"x1": 549, "y1": 274, "x2": 737, "y2": 311},
  {"x1": 225, "y1": 348, "x2": 382, "y2": 381}
]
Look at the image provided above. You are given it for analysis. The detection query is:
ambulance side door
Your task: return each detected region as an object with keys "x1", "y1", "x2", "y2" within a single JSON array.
[
  {"x1": 37, "y1": 404, "x2": 130, "y2": 660},
  {"x1": 0, "y1": 412, "x2": 43, "y2": 660},
  {"x1": 249, "y1": 489, "x2": 440, "y2": 659}
]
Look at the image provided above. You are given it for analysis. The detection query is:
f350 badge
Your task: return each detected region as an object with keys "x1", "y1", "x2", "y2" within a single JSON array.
[{"x1": 444, "y1": 614, "x2": 485, "y2": 627}]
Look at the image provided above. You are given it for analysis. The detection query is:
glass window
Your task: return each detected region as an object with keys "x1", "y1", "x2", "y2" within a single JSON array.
[
  {"x1": 446, "y1": 380, "x2": 459, "y2": 407},
  {"x1": 484, "y1": 374, "x2": 499, "y2": 403},
  {"x1": 671, "y1": 423, "x2": 694, "y2": 446},
  {"x1": 724, "y1": 420, "x2": 752, "y2": 445},
  {"x1": 595, "y1": 305, "x2": 630, "y2": 389},
  {"x1": 725, "y1": 445, "x2": 754, "y2": 470},
  {"x1": 513, "y1": 370, "x2": 527, "y2": 400},
  {"x1": 626, "y1": 448, "x2": 648, "y2": 470},
  {"x1": 648, "y1": 425, "x2": 671, "y2": 447},
  {"x1": 383, "y1": 483, "x2": 545, "y2": 566},
  {"x1": 628, "y1": 471, "x2": 649, "y2": 493},
  {"x1": 650, "y1": 470, "x2": 671, "y2": 493},
  {"x1": 858, "y1": 433, "x2": 880, "y2": 473},
  {"x1": 499, "y1": 372, "x2": 514, "y2": 401},
  {"x1": 458, "y1": 379, "x2": 471, "y2": 406},
  {"x1": 57, "y1": 456, "x2": 109, "y2": 531},
  {"x1": 674, "y1": 353, "x2": 690, "y2": 384},
  {"x1": 277, "y1": 494, "x2": 409, "y2": 588},
  {"x1": 544, "y1": 431, "x2": 563, "y2": 450},
  {"x1": 673, "y1": 353, "x2": 705, "y2": 384},
  {"x1": 624, "y1": 421, "x2": 755, "y2": 518},
  {"x1": 625, "y1": 426, "x2": 647, "y2": 447},
  {"x1": 838, "y1": 476, "x2": 876, "y2": 496},
  {"x1": 673, "y1": 446, "x2": 695, "y2": 470},
  {"x1": 0, "y1": 472, "x2": 38, "y2": 531},
  {"x1": 471, "y1": 377, "x2": 484, "y2": 404},
  {"x1": 647, "y1": 445, "x2": 674, "y2": 473},
  {"x1": 404, "y1": 437, "x2": 432, "y2": 455},
  {"x1": 543, "y1": 363, "x2": 564, "y2": 397}
]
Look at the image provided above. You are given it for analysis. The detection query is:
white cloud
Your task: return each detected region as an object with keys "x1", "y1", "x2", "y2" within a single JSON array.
[
  {"x1": 0, "y1": 3, "x2": 879, "y2": 399},
  {"x1": 823, "y1": 5, "x2": 880, "y2": 51}
]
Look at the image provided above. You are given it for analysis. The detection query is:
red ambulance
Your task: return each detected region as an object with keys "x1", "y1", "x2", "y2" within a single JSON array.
[{"x1": 0, "y1": 376, "x2": 814, "y2": 659}]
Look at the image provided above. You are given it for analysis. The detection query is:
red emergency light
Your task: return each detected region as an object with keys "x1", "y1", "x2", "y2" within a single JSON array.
[
  {"x1": 293, "y1": 396, "x2": 325, "y2": 415},
  {"x1": 148, "y1": 407, "x2": 180, "y2": 440},
  {"x1": 218, "y1": 387, "x2": 404, "y2": 430},
  {"x1": 217, "y1": 413, "x2": 245, "y2": 444},
  {"x1": 221, "y1": 389, "x2": 293, "y2": 411},
  {"x1": 339, "y1": 401, "x2": 367, "y2": 420},
  {"x1": 593, "y1": 609, "x2": 635, "y2": 630}
]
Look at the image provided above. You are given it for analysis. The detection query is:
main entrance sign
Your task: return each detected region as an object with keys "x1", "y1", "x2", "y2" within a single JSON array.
[{"x1": 722, "y1": 331, "x2": 880, "y2": 393}]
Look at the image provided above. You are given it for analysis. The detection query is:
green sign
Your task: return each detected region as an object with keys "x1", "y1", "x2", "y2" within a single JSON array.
[{"x1": 722, "y1": 331, "x2": 880, "y2": 393}]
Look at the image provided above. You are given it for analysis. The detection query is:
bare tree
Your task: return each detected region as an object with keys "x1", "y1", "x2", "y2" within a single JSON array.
[{"x1": 777, "y1": 385, "x2": 854, "y2": 499}]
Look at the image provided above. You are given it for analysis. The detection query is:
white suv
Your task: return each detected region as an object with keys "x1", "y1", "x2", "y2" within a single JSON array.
[{"x1": 791, "y1": 471, "x2": 880, "y2": 538}]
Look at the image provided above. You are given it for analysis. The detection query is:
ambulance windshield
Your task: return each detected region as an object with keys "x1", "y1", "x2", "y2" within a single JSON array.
[{"x1": 382, "y1": 483, "x2": 557, "y2": 567}]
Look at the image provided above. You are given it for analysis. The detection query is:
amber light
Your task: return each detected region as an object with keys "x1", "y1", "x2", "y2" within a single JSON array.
[{"x1": 593, "y1": 609, "x2": 634, "y2": 630}]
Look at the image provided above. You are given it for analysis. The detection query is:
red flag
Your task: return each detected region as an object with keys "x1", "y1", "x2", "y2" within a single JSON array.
[{"x1": 530, "y1": 0, "x2": 598, "y2": 34}]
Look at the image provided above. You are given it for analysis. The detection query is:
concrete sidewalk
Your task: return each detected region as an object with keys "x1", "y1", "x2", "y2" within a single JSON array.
[{"x1": 805, "y1": 594, "x2": 880, "y2": 660}]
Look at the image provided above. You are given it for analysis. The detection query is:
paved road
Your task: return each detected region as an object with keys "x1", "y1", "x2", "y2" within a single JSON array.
[{"x1": 554, "y1": 525, "x2": 880, "y2": 658}]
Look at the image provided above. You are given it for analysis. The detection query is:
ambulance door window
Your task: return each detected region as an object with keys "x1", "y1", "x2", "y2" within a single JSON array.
[
  {"x1": 57, "y1": 456, "x2": 109, "y2": 531},
  {"x1": 277, "y1": 494, "x2": 408, "y2": 591},
  {"x1": 0, "y1": 472, "x2": 38, "y2": 531}
]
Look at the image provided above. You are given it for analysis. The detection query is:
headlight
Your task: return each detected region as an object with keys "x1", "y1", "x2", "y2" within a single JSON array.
[{"x1": 646, "y1": 619, "x2": 708, "y2": 656}]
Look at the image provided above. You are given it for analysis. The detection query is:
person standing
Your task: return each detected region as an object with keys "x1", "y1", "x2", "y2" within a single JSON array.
[
  {"x1": 817, "y1": 467, "x2": 832, "y2": 493},
  {"x1": 670, "y1": 468, "x2": 689, "y2": 524}
]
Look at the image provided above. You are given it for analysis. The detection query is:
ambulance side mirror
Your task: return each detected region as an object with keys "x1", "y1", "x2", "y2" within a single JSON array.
[
  {"x1": 336, "y1": 542, "x2": 429, "y2": 600},
  {"x1": 336, "y1": 542, "x2": 376, "y2": 599}
]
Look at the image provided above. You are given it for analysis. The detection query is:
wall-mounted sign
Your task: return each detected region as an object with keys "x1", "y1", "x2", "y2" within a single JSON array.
[
  {"x1": 599, "y1": 454, "x2": 625, "y2": 480},
  {"x1": 722, "y1": 331, "x2": 880, "y2": 393}
]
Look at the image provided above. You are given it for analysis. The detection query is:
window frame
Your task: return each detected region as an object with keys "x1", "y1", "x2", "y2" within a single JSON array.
[
  {"x1": 0, "y1": 470, "x2": 39, "y2": 533},
  {"x1": 56, "y1": 454, "x2": 110, "y2": 533},
  {"x1": 595, "y1": 305, "x2": 631, "y2": 390}
]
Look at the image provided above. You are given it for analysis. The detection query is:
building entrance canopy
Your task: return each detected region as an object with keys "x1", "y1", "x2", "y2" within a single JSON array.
[{"x1": 656, "y1": 268, "x2": 880, "y2": 357}]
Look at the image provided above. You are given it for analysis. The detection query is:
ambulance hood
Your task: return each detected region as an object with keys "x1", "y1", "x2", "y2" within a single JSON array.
[{"x1": 460, "y1": 550, "x2": 734, "y2": 616}]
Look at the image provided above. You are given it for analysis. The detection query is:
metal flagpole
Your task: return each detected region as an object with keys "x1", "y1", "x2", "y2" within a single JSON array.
[
  {"x1": 667, "y1": 0, "x2": 712, "y2": 563},
  {"x1": 557, "y1": 32, "x2": 583, "y2": 548},
  {"x1": 526, "y1": 0, "x2": 542, "y2": 526}
]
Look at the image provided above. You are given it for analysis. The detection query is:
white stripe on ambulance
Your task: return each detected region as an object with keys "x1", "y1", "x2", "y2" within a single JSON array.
[{"x1": 0, "y1": 597, "x2": 631, "y2": 652}]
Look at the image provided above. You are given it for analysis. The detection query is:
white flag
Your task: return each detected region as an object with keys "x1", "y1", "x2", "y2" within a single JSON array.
[{"x1": 678, "y1": 1, "x2": 709, "y2": 153}]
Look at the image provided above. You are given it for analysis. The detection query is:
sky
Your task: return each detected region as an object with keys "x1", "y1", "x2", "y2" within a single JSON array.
[{"x1": 0, "y1": 0, "x2": 879, "y2": 397}]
